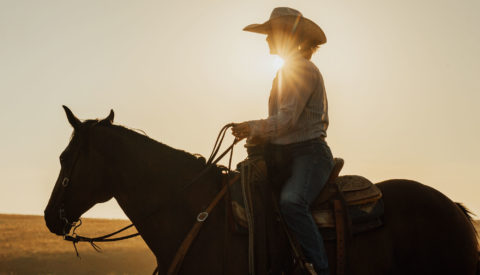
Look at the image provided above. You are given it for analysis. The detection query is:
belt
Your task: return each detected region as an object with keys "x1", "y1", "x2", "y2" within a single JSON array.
[{"x1": 271, "y1": 136, "x2": 326, "y2": 148}]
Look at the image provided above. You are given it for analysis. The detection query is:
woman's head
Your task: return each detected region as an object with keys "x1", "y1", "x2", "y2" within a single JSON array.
[
  {"x1": 244, "y1": 7, "x2": 326, "y2": 60},
  {"x1": 266, "y1": 28, "x2": 321, "y2": 60}
]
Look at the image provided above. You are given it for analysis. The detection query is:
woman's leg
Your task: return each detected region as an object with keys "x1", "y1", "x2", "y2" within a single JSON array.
[{"x1": 279, "y1": 142, "x2": 333, "y2": 273}]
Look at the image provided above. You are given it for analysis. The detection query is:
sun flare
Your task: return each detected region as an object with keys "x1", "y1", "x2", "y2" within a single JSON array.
[{"x1": 273, "y1": 56, "x2": 285, "y2": 72}]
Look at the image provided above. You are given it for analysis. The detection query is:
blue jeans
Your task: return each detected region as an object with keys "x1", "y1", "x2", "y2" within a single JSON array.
[{"x1": 266, "y1": 139, "x2": 334, "y2": 274}]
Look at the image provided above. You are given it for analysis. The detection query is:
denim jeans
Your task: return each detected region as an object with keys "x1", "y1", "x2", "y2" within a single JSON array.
[{"x1": 265, "y1": 138, "x2": 334, "y2": 274}]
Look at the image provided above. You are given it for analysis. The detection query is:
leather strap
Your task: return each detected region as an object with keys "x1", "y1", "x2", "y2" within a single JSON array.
[
  {"x1": 167, "y1": 173, "x2": 240, "y2": 275},
  {"x1": 334, "y1": 199, "x2": 346, "y2": 275}
]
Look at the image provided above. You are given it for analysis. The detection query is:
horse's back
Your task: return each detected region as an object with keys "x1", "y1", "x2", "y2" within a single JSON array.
[{"x1": 374, "y1": 179, "x2": 478, "y2": 275}]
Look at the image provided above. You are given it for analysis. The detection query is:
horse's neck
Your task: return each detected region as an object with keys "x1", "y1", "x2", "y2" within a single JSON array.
[
  {"x1": 99, "y1": 129, "x2": 189, "y2": 214},
  {"x1": 100, "y1": 127, "x2": 223, "y2": 266}
]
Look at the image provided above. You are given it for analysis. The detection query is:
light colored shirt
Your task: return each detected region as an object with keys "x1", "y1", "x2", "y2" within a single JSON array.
[{"x1": 248, "y1": 56, "x2": 329, "y2": 145}]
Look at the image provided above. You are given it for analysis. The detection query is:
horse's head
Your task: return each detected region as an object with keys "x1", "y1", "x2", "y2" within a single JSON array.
[{"x1": 44, "y1": 106, "x2": 115, "y2": 236}]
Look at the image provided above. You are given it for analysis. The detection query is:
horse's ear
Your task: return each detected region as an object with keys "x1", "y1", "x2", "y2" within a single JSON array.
[
  {"x1": 99, "y1": 109, "x2": 114, "y2": 125},
  {"x1": 62, "y1": 105, "x2": 81, "y2": 129}
]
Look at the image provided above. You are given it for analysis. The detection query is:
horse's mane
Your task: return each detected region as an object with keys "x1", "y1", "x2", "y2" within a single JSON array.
[
  {"x1": 85, "y1": 119, "x2": 208, "y2": 169},
  {"x1": 456, "y1": 202, "x2": 478, "y2": 237}
]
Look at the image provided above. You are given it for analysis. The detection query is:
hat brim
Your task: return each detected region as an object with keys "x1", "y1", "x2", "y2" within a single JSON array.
[{"x1": 243, "y1": 15, "x2": 327, "y2": 45}]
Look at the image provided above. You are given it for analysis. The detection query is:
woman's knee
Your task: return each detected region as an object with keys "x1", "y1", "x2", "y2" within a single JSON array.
[{"x1": 279, "y1": 192, "x2": 305, "y2": 215}]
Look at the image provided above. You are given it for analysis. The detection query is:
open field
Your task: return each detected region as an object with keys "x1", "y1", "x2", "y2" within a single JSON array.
[
  {"x1": 0, "y1": 214, "x2": 479, "y2": 274},
  {"x1": 0, "y1": 214, "x2": 156, "y2": 274}
]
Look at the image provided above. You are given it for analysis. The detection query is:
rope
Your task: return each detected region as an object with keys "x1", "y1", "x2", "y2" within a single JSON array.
[
  {"x1": 180, "y1": 123, "x2": 238, "y2": 190},
  {"x1": 223, "y1": 135, "x2": 236, "y2": 275},
  {"x1": 241, "y1": 161, "x2": 256, "y2": 275},
  {"x1": 207, "y1": 123, "x2": 234, "y2": 165}
]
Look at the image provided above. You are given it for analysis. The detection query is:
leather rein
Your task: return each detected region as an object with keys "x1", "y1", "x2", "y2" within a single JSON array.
[{"x1": 59, "y1": 123, "x2": 240, "y2": 274}]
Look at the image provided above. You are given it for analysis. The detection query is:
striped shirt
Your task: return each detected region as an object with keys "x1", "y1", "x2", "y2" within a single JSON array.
[{"x1": 248, "y1": 56, "x2": 329, "y2": 145}]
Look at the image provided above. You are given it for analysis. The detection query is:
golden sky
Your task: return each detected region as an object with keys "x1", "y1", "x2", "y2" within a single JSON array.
[{"x1": 0, "y1": 0, "x2": 479, "y2": 219}]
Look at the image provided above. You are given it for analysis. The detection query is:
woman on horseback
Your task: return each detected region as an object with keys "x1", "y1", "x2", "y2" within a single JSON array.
[{"x1": 232, "y1": 7, "x2": 334, "y2": 275}]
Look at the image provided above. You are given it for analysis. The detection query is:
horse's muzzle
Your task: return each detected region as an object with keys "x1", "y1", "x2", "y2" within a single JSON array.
[{"x1": 44, "y1": 208, "x2": 72, "y2": 236}]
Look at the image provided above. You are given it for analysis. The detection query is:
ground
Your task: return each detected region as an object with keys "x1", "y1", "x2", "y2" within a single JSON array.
[
  {"x1": 0, "y1": 214, "x2": 478, "y2": 274},
  {"x1": 0, "y1": 214, "x2": 156, "y2": 275}
]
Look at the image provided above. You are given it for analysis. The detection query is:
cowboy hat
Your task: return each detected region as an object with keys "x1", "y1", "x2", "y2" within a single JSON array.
[{"x1": 243, "y1": 7, "x2": 326, "y2": 45}]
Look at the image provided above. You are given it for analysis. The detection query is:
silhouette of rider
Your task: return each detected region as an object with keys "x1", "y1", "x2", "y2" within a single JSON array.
[{"x1": 232, "y1": 7, "x2": 334, "y2": 275}]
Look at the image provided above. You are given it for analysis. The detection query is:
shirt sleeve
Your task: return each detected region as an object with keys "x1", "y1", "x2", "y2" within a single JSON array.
[{"x1": 247, "y1": 62, "x2": 317, "y2": 140}]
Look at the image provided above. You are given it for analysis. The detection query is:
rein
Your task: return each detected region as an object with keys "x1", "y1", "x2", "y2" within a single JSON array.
[
  {"x1": 64, "y1": 220, "x2": 140, "y2": 257},
  {"x1": 61, "y1": 123, "x2": 240, "y2": 271}
]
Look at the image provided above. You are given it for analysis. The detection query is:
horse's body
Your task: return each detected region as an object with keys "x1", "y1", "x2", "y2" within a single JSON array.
[{"x1": 45, "y1": 107, "x2": 479, "y2": 275}]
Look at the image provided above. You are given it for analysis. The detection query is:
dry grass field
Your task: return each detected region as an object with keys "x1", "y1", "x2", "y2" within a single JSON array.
[
  {"x1": 0, "y1": 214, "x2": 156, "y2": 275},
  {"x1": 0, "y1": 214, "x2": 478, "y2": 274}
]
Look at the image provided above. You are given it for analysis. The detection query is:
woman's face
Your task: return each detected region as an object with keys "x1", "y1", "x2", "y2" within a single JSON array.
[{"x1": 266, "y1": 30, "x2": 297, "y2": 57}]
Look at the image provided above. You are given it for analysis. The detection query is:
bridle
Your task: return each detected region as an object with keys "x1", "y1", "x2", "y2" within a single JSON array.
[
  {"x1": 57, "y1": 140, "x2": 83, "y2": 237},
  {"x1": 56, "y1": 123, "x2": 240, "y2": 274},
  {"x1": 59, "y1": 178, "x2": 70, "y2": 234},
  {"x1": 56, "y1": 126, "x2": 134, "y2": 252},
  {"x1": 58, "y1": 174, "x2": 90, "y2": 256}
]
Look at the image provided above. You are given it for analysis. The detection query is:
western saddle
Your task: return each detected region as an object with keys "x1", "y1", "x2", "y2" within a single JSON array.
[{"x1": 230, "y1": 156, "x2": 385, "y2": 275}]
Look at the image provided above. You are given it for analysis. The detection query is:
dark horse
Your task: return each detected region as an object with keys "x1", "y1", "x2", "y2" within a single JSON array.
[{"x1": 45, "y1": 106, "x2": 479, "y2": 275}]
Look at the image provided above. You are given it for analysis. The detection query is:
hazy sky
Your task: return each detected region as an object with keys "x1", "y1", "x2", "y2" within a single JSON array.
[{"x1": 1, "y1": 0, "x2": 479, "y2": 219}]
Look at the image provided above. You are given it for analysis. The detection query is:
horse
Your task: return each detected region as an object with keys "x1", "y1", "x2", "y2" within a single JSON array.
[{"x1": 44, "y1": 106, "x2": 479, "y2": 275}]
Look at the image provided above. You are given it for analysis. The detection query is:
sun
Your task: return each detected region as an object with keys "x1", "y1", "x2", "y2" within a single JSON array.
[{"x1": 272, "y1": 55, "x2": 284, "y2": 72}]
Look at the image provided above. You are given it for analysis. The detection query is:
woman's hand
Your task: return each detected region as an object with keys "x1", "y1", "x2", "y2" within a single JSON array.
[{"x1": 231, "y1": 122, "x2": 251, "y2": 139}]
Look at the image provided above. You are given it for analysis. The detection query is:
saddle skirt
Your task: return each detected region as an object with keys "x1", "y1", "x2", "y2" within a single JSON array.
[{"x1": 230, "y1": 158, "x2": 384, "y2": 238}]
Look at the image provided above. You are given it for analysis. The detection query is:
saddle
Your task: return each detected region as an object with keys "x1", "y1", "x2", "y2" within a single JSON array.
[
  {"x1": 231, "y1": 158, "x2": 384, "y2": 235},
  {"x1": 312, "y1": 159, "x2": 384, "y2": 236},
  {"x1": 229, "y1": 155, "x2": 384, "y2": 275}
]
